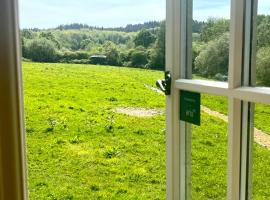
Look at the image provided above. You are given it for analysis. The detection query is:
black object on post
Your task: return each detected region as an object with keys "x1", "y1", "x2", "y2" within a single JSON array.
[{"x1": 156, "y1": 71, "x2": 172, "y2": 95}]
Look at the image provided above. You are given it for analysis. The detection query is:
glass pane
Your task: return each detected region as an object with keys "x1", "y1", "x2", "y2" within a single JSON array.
[
  {"x1": 255, "y1": 1, "x2": 270, "y2": 87},
  {"x1": 191, "y1": 94, "x2": 228, "y2": 199},
  {"x1": 253, "y1": 103, "x2": 270, "y2": 199},
  {"x1": 192, "y1": 0, "x2": 230, "y2": 82},
  {"x1": 24, "y1": 63, "x2": 166, "y2": 199},
  {"x1": 20, "y1": 0, "x2": 167, "y2": 199}
]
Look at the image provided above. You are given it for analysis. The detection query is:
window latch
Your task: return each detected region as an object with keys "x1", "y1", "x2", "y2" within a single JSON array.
[{"x1": 156, "y1": 71, "x2": 172, "y2": 95}]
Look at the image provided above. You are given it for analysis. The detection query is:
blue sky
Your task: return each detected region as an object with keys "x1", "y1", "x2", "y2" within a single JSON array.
[
  {"x1": 19, "y1": 0, "x2": 270, "y2": 29},
  {"x1": 19, "y1": 0, "x2": 166, "y2": 28}
]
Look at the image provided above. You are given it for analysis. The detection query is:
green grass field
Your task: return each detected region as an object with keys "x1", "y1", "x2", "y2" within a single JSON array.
[{"x1": 23, "y1": 62, "x2": 270, "y2": 199}]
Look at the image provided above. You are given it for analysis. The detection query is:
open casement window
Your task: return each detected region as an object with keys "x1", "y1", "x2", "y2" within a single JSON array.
[
  {"x1": 166, "y1": 0, "x2": 270, "y2": 199},
  {"x1": 1, "y1": 0, "x2": 270, "y2": 199}
]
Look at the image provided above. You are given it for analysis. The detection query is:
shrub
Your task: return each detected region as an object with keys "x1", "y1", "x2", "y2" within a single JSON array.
[
  {"x1": 58, "y1": 51, "x2": 90, "y2": 63},
  {"x1": 147, "y1": 48, "x2": 164, "y2": 70},
  {"x1": 25, "y1": 38, "x2": 58, "y2": 62}
]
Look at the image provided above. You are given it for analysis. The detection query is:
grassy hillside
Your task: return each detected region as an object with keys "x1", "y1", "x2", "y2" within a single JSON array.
[{"x1": 23, "y1": 62, "x2": 270, "y2": 199}]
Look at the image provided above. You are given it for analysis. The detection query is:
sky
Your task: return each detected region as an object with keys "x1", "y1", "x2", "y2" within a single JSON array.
[{"x1": 19, "y1": 0, "x2": 270, "y2": 29}]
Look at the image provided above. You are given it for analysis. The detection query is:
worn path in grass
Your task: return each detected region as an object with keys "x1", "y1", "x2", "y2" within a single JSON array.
[{"x1": 201, "y1": 106, "x2": 270, "y2": 149}]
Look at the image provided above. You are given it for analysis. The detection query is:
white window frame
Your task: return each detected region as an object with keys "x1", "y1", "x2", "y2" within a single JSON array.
[{"x1": 166, "y1": 0, "x2": 269, "y2": 199}]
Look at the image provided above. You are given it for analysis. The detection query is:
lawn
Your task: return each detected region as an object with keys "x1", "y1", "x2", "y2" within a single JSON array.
[
  {"x1": 24, "y1": 62, "x2": 166, "y2": 199},
  {"x1": 23, "y1": 62, "x2": 270, "y2": 199}
]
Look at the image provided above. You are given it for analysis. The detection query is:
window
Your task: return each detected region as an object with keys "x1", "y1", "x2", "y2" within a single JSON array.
[{"x1": 167, "y1": 0, "x2": 270, "y2": 199}]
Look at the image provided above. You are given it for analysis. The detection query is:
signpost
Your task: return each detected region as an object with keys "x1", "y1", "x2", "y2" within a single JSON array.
[{"x1": 180, "y1": 90, "x2": 201, "y2": 126}]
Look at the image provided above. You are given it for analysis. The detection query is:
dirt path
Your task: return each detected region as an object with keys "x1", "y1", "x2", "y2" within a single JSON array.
[
  {"x1": 201, "y1": 106, "x2": 270, "y2": 149},
  {"x1": 115, "y1": 107, "x2": 163, "y2": 117}
]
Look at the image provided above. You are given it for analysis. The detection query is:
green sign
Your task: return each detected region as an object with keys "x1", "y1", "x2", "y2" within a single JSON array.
[{"x1": 180, "y1": 90, "x2": 201, "y2": 126}]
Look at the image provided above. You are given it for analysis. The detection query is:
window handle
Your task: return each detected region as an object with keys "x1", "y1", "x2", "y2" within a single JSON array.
[{"x1": 156, "y1": 71, "x2": 171, "y2": 95}]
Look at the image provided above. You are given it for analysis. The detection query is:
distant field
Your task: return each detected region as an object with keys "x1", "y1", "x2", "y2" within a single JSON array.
[{"x1": 23, "y1": 62, "x2": 270, "y2": 199}]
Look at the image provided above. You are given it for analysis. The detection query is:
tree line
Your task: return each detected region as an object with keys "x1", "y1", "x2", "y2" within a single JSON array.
[
  {"x1": 193, "y1": 15, "x2": 270, "y2": 86},
  {"x1": 21, "y1": 16, "x2": 270, "y2": 86},
  {"x1": 21, "y1": 20, "x2": 204, "y2": 71},
  {"x1": 56, "y1": 21, "x2": 162, "y2": 32},
  {"x1": 21, "y1": 21, "x2": 166, "y2": 70}
]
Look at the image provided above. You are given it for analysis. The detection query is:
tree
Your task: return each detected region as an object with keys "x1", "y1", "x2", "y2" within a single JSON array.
[
  {"x1": 134, "y1": 29, "x2": 156, "y2": 48},
  {"x1": 192, "y1": 20, "x2": 204, "y2": 33},
  {"x1": 257, "y1": 15, "x2": 270, "y2": 48},
  {"x1": 195, "y1": 33, "x2": 229, "y2": 77},
  {"x1": 21, "y1": 38, "x2": 27, "y2": 58},
  {"x1": 148, "y1": 21, "x2": 165, "y2": 70},
  {"x1": 201, "y1": 18, "x2": 229, "y2": 42},
  {"x1": 129, "y1": 46, "x2": 148, "y2": 68},
  {"x1": 21, "y1": 29, "x2": 34, "y2": 39},
  {"x1": 39, "y1": 31, "x2": 61, "y2": 49},
  {"x1": 192, "y1": 42, "x2": 205, "y2": 72},
  {"x1": 25, "y1": 38, "x2": 58, "y2": 62},
  {"x1": 257, "y1": 47, "x2": 270, "y2": 86},
  {"x1": 103, "y1": 41, "x2": 120, "y2": 66}
]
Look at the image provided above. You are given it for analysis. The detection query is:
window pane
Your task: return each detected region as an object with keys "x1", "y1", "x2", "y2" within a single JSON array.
[
  {"x1": 192, "y1": 0, "x2": 230, "y2": 82},
  {"x1": 253, "y1": 103, "x2": 270, "y2": 199},
  {"x1": 191, "y1": 94, "x2": 228, "y2": 199},
  {"x1": 255, "y1": 1, "x2": 270, "y2": 87}
]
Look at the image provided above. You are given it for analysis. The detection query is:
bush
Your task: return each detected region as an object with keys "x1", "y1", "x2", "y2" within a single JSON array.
[
  {"x1": 194, "y1": 33, "x2": 229, "y2": 77},
  {"x1": 25, "y1": 38, "x2": 58, "y2": 62},
  {"x1": 64, "y1": 51, "x2": 89, "y2": 60},
  {"x1": 129, "y1": 46, "x2": 148, "y2": 68},
  {"x1": 58, "y1": 51, "x2": 90, "y2": 63},
  {"x1": 147, "y1": 48, "x2": 164, "y2": 70},
  {"x1": 257, "y1": 47, "x2": 270, "y2": 86}
]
